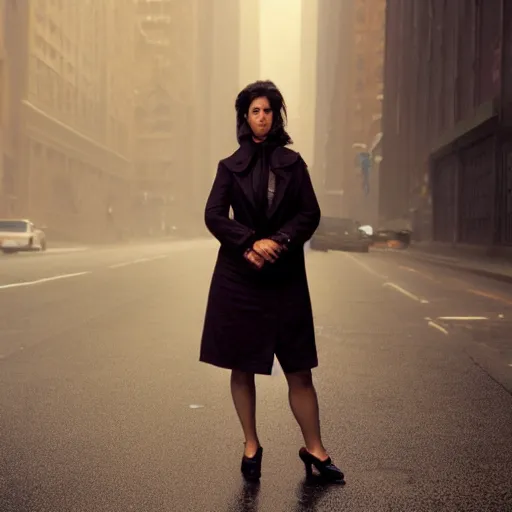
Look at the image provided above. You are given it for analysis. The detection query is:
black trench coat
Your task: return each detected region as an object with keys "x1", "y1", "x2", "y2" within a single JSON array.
[{"x1": 199, "y1": 142, "x2": 321, "y2": 375}]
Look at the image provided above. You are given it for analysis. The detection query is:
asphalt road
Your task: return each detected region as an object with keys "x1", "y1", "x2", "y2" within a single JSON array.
[{"x1": 1, "y1": 240, "x2": 511, "y2": 511}]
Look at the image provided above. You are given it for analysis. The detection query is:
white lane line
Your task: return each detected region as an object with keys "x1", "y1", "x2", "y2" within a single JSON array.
[
  {"x1": 47, "y1": 247, "x2": 89, "y2": 253},
  {"x1": 0, "y1": 271, "x2": 90, "y2": 290},
  {"x1": 4, "y1": 247, "x2": 89, "y2": 256},
  {"x1": 109, "y1": 254, "x2": 168, "y2": 269},
  {"x1": 428, "y1": 320, "x2": 449, "y2": 335},
  {"x1": 437, "y1": 316, "x2": 488, "y2": 321},
  {"x1": 342, "y1": 252, "x2": 387, "y2": 279},
  {"x1": 383, "y1": 282, "x2": 429, "y2": 303},
  {"x1": 109, "y1": 261, "x2": 133, "y2": 269},
  {"x1": 400, "y1": 265, "x2": 420, "y2": 273}
]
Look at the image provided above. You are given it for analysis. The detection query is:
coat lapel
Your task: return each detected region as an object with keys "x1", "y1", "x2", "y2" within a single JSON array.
[
  {"x1": 232, "y1": 170, "x2": 256, "y2": 210},
  {"x1": 267, "y1": 147, "x2": 299, "y2": 219},
  {"x1": 221, "y1": 143, "x2": 257, "y2": 210}
]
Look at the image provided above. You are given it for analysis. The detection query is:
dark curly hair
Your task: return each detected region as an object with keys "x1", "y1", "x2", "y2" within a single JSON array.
[{"x1": 235, "y1": 80, "x2": 293, "y2": 146}]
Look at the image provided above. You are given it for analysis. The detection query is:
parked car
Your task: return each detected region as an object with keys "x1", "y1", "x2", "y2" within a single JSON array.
[
  {"x1": 0, "y1": 219, "x2": 47, "y2": 254},
  {"x1": 310, "y1": 217, "x2": 370, "y2": 253}
]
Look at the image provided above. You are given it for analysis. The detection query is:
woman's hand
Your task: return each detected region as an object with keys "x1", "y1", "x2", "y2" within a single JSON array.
[
  {"x1": 252, "y1": 239, "x2": 284, "y2": 263},
  {"x1": 244, "y1": 249, "x2": 265, "y2": 269}
]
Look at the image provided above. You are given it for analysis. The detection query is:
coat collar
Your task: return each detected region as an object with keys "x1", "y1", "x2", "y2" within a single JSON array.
[
  {"x1": 220, "y1": 140, "x2": 301, "y2": 219},
  {"x1": 221, "y1": 140, "x2": 300, "y2": 174}
]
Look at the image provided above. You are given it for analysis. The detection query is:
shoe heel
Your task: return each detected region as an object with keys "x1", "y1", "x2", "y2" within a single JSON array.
[
  {"x1": 299, "y1": 448, "x2": 313, "y2": 478},
  {"x1": 298, "y1": 447, "x2": 344, "y2": 482},
  {"x1": 303, "y1": 462, "x2": 313, "y2": 478}
]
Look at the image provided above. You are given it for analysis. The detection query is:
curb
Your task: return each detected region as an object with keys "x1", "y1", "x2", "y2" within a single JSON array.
[{"x1": 405, "y1": 250, "x2": 512, "y2": 284}]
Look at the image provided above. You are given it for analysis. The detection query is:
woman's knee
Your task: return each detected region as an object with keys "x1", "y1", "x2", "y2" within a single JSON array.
[
  {"x1": 285, "y1": 369, "x2": 313, "y2": 389},
  {"x1": 231, "y1": 369, "x2": 255, "y2": 385}
]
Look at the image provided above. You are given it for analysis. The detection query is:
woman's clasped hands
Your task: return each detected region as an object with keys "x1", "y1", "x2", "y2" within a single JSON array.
[{"x1": 244, "y1": 239, "x2": 286, "y2": 269}]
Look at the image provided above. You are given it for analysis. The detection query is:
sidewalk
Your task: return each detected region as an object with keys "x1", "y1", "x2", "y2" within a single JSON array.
[{"x1": 400, "y1": 242, "x2": 512, "y2": 284}]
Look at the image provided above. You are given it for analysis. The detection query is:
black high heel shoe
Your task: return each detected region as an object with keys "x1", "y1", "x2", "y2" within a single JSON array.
[
  {"x1": 241, "y1": 446, "x2": 263, "y2": 481},
  {"x1": 299, "y1": 447, "x2": 344, "y2": 482}
]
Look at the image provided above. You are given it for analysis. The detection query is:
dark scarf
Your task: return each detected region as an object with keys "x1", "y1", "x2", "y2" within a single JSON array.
[{"x1": 247, "y1": 138, "x2": 278, "y2": 215}]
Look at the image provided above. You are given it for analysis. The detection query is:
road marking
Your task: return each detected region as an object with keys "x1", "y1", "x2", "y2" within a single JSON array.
[
  {"x1": 0, "y1": 271, "x2": 90, "y2": 290},
  {"x1": 399, "y1": 265, "x2": 436, "y2": 281},
  {"x1": 399, "y1": 265, "x2": 419, "y2": 273},
  {"x1": 109, "y1": 254, "x2": 169, "y2": 269},
  {"x1": 467, "y1": 288, "x2": 512, "y2": 307},
  {"x1": 437, "y1": 316, "x2": 488, "y2": 321},
  {"x1": 109, "y1": 261, "x2": 132, "y2": 269},
  {"x1": 383, "y1": 282, "x2": 428, "y2": 303},
  {"x1": 3, "y1": 247, "x2": 89, "y2": 256},
  {"x1": 46, "y1": 247, "x2": 89, "y2": 253},
  {"x1": 428, "y1": 320, "x2": 449, "y2": 335},
  {"x1": 343, "y1": 252, "x2": 387, "y2": 279}
]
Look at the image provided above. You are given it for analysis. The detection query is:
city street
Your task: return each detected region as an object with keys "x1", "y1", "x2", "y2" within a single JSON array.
[{"x1": 1, "y1": 240, "x2": 511, "y2": 511}]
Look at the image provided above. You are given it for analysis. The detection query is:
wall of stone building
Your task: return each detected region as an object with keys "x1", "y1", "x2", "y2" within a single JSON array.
[
  {"x1": 1, "y1": 0, "x2": 135, "y2": 241},
  {"x1": 381, "y1": 0, "x2": 509, "y2": 246}
]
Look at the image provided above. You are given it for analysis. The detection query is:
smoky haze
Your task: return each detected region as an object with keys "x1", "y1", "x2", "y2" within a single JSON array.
[
  {"x1": 0, "y1": 0, "x2": 384, "y2": 241},
  {"x1": 2, "y1": 3, "x2": 512, "y2": 511}
]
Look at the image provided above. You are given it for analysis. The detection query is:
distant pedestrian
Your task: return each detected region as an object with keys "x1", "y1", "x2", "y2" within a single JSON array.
[{"x1": 199, "y1": 80, "x2": 344, "y2": 483}]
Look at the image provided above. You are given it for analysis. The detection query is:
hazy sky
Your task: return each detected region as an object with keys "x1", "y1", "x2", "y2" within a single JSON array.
[{"x1": 259, "y1": 0, "x2": 302, "y2": 134}]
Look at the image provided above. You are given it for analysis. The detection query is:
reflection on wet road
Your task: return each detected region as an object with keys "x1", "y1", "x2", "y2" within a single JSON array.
[{"x1": 0, "y1": 240, "x2": 511, "y2": 511}]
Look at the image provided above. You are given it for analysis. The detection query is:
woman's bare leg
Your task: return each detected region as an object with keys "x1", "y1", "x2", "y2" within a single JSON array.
[
  {"x1": 231, "y1": 370, "x2": 260, "y2": 457},
  {"x1": 285, "y1": 370, "x2": 328, "y2": 460}
]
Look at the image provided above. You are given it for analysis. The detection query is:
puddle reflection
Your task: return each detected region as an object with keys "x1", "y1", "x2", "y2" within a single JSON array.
[
  {"x1": 227, "y1": 480, "x2": 261, "y2": 512},
  {"x1": 294, "y1": 475, "x2": 343, "y2": 511}
]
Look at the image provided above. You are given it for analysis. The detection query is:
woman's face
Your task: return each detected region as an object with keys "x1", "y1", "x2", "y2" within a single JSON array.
[{"x1": 246, "y1": 96, "x2": 273, "y2": 141}]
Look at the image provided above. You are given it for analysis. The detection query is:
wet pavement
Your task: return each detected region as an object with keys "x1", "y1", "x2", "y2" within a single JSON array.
[{"x1": 1, "y1": 240, "x2": 511, "y2": 511}]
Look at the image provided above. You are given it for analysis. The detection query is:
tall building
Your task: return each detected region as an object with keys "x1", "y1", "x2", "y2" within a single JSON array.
[
  {"x1": 133, "y1": 0, "x2": 198, "y2": 235},
  {"x1": 298, "y1": 0, "x2": 319, "y2": 167},
  {"x1": 4, "y1": 0, "x2": 135, "y2": 241},
  {"x1": 312, "y1": 0, "x2": 385, "y2": 224},
  {"x1": 132, "y1": 0, "x2": 255, "y2": 236},
  {"x1": 312, "y1": 0, "x2": 349, "y2": 217},
  {"x1": 344, "y1": 0, "x2": 385, "y2": 224},
  {"x1": 201, "y1": 0, "x2": 244, "y2": 181},
  {"x1": 380, "y1": 0, "x2": 512, "y2": 248},
  {"x1": 1, "y1": 0, "x2": 27, "y2": 217},
  {"x1": 0, "y1": 0, "x2": 6, "y2": 212}
]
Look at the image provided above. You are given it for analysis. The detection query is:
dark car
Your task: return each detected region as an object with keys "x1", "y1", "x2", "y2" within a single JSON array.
[
  {"x1": 371, "y1": 229, "x2": 412, "y2": 249},
  {"x1": 310, "y1": 217, "x2": 370, "y2": 253}
]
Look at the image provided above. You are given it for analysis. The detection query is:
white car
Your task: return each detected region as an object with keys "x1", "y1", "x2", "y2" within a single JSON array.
[{"x1": 0, "y1": 219, "x2": 47, "y2": 253}]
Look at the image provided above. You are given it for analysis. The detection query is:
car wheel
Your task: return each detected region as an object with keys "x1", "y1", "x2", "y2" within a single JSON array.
[{"x1": 360, "y1": 245, "x2": 369, "y2": 253}]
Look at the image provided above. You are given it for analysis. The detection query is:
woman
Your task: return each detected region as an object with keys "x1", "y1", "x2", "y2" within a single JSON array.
[{"x1": 200, "y1": 80, "x2": 343, "y2": 483}]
